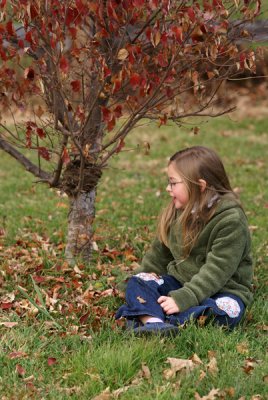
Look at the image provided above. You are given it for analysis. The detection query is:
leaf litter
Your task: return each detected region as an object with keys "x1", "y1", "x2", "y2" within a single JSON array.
[{"x1": 0, "y1": 228, "x2": 132, "y2": 337}]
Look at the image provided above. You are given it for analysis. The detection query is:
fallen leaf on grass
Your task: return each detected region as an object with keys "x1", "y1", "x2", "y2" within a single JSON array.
[
  {"x1": 256, "y1": 324, "x2": 268, "y2": 331},
  {"x1": 0, "y1": 321, "x2": 18, "y2": 328},
  {"x1": 236, "y1": 342, "x2": 249, "y2": 354},
  {"x1": 242, "y1": 358, "x2": 260, "y2": 374},
  {"x1": 23, "y1": 375, "x2": 35, "y2": 382},
  {"x1": 58, "y1": 386, "x2": 81, "y2": 395},
  {"x1": 140, "y1": 362, "x2": 151, "y2": 380},
  {"x1": 8, "y1": 351, "x2": 28, "y2": 359},
  {"x1": 191, "y1": 353, "x2": 203, "y2": 365},
  {"x1": 207, "y1": 357, "x2": 218, "y2": 376},
  {"x1": 79, "y1": 311, "x2": 90, "y2": 324},
  {"x1": 47, "y1": 357, "x2": 57, "y2": 366},
  {"x1": 199, "y1": 370, "x2": 207, "y2": 381},
  {"x1": 16, "y1": 364, "x2": 26, "y2": 377},
  {"x1": 195, "y1": 388, "x2": 221, "y2": 400},
  {"x1": 91, "y1": 387, "x2": 111, "y2": 400},
  {"x1": 163, "y1": 357, "x2": 197, "y2": 379}
]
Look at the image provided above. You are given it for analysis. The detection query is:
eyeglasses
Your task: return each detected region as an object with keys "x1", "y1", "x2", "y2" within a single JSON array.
[{"x1": 167, "y1": 180, "x2": 183, "y2": 188}]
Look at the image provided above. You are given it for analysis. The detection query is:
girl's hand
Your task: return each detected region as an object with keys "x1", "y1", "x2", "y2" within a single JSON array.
[{"x1": 157, "y1": 296, "x2": 180, "y2": 315}]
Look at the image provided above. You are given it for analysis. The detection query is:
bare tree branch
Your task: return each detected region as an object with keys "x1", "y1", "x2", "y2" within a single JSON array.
[{"x1": 0, "y1": 135, "x2": 52, "y2": 182}]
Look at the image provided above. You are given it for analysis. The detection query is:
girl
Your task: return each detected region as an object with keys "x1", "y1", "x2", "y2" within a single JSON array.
[{"x1": 115, "y1": 146, "x2": 253, "y2": 336}]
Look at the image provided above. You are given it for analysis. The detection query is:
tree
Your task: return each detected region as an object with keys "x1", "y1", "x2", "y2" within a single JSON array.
[{"x1": 0, "y1": 0, "x2": 260, "y2": 261}]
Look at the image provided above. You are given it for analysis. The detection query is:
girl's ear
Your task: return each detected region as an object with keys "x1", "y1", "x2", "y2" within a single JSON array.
[{"x1": 198, "y1": 179, "x2": 207, "y2": 192}]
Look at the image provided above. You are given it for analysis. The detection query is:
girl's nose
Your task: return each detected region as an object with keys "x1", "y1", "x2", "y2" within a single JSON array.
[{"x1": 166, "y1": 184, "x2": 171, "y2": 192}]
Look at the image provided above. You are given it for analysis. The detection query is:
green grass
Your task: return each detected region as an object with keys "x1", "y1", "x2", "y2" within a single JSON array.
[{"x1": 0, "y1": 114, "x2": 268, "y2": 399}]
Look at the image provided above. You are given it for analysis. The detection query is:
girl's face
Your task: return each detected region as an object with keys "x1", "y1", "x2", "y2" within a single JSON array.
[{"x1": 166, "y1": 162, "x2": 189, "y2": 209}]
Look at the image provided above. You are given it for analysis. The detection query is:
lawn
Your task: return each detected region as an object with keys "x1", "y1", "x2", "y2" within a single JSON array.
[{"x1": 0, "y1": 108, "x2": 267, "y2": 399}]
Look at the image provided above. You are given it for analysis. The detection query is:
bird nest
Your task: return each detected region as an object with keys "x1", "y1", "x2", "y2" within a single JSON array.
[{"x1": 61, "y1": 160, "x2": 102, "y2": 196}]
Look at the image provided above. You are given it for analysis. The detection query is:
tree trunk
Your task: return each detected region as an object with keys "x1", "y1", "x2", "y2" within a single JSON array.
[{"x1": 65, "y1": 189, "x2": 96, "y2": 262}]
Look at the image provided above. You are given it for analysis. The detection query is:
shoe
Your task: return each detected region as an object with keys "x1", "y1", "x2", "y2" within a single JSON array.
[
  {"x1": 125, "y1": 318, "x2": 141, "y2": 330},
  {"x1": 133, "y1": 322, "x2": 179, "y2": 337}
]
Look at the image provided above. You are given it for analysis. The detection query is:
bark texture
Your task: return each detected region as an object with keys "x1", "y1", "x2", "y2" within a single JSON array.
[{"x1": 65, "y1": 190, "x2": 97, "y2": 262}]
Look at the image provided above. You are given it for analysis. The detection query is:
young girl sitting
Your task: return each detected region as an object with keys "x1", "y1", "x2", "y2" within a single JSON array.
[{"x1": 115, "y1": 146, "x2": 253, "y2": 336}]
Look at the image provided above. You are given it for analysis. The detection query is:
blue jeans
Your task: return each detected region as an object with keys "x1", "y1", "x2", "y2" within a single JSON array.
[{"x1": 115, "y1": 274, "x2": 246, "y2": 329}]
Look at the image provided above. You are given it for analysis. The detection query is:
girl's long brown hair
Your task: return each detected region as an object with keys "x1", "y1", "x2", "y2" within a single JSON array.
[{"x1": 157, "y1": 146, "x2": 238, "y2": 257}]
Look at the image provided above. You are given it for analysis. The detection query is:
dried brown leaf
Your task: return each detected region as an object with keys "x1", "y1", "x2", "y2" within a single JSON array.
[
  {"x1": 136, "y1": 296, "x2": 146, "y2": 304},
  {"x1": 163, "y1": 357, "x2": 197, "y2": 379},
  {"x1": 16, "y1": 364, "x2": 26, "y2": 377},
  {"x1": 8, "y1": 351, "x2": 28, "y2": 359},
  {"x1": 191, "y1": 353, "x2": 203, "y2": 365},
  {"x1": 242, "y1": 358, "x2": 260, "y2": 374},
  {"x1": 207, "y1": 350, "x2": 217, "y2": 359},
  {"x1": 236, "y1": 342, "x2": 249, "y2": 354},
  {"x1": 207, "y1": 357, "x2": 218, "y2": 376},
  {"x1": 91, "y1": 387, "x2": 111, "y2": 400},
  {"x1": 199, "y1": 370, "x2": 207, "y2": 381},
  {"x1": 140, "y1": 362, "x2": 151, "y2": 380},
  {"x1": 195, "y1": 388, "x2": 221, "y2": 400}
]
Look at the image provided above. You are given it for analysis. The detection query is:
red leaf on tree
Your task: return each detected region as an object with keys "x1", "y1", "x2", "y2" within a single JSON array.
[
  {"x1": 71, "y1": 80, "x2": 81, "y2": 92},
  {"x1": 161, "y1": 32, "x2": 168, "y2": 46},
  {"x1": 101, "y1": 107, "x2": 111, "y2": 122},
  {"x1": 6, "y1": 21, "x2": 14, "y2": 36},
  {"x1": 0, "y1": 48, "x2": 7, "y2": 61},
  {"x1": 133, "y1": 0, "x2": 145, "y2": 7},
  {"x1": 36, "y1": 128, "x2": 46, "y2": 138},
  {"x1": 113, "y1": 105, "x2": 123, "y2": 118},
  {"x1": 157, "y1": 53, "x2": 168, "y2": 68},
  {"x1": 104, "y1": 65, "x2": 112, "y2": 78},
  {"x1": 24, "y1": 67, "x2": 35, "y2": 80},
  {"x1": 47, "y1": 357, "x2": 57, "y2": 366},
  {"x1": 107, "y1": 116, "x2": 116, "y2": 132},
  {"x1": 38, "y1": 147, "x2": 50, "y2": 160},
  {"x1": 0, "y1": 0, "x2": 7, "y2": 8},
  {"x1": 59, "y1": 57, "x2": 69, "y2": 74},
  {"x1": 68, "y1": 27, "x2": 77, "y2": 39},
  {"x1": 76, "y1": 0, "x2": 87, "y2": 14},
  {"x1": 112, "y1": 78, "x2": 122, "y2": 93},
  {"x1": 66, "y1": 7, "x2": 79, "y2": 26},
  {"x1": 18, "y1": 39, "x2": 24, "y2": 49},
  {"x1": 30, "y1": 5, "x2": 38, "y2": 19},
  {"x1": 187, "y1": 7, "x2": 196, "y2": 22},
  {"x1": 130, "y1": 72, "x2": 141, "y2": 89},
  {"x1": 115, "y1": 138, "x2": 125, "y2": 153},
  {"x1": 213, "y1": 0, "x2": 223, "y2": 6},
  {"x1": 149, "y1": 0, "x2": 158, "y2": 10},
  {"x1": 26, "y1": 128, "x2": 32, "y2": 148},
  {"x1": 62, "y1": 147, "x2": 71, "y2": 165},
  {"x1": 171, "y1": 26, "x2": 182, "y2": 43},
  {"x1": 25, "y1": 31, "x2": 33, "y2": 44}
]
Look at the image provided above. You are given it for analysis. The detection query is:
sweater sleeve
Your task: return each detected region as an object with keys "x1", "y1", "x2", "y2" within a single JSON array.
[
  {"x1": 169, "y1": 218, "x2": 248, "y2": 311},
  {"x1": 136, "y1": 238, "x2": 174, "y2": 276}
]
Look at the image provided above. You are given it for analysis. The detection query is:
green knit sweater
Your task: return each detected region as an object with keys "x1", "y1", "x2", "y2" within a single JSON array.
[{"x1": 138, "y1": 196, "x2": 253, "y2": 312}]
